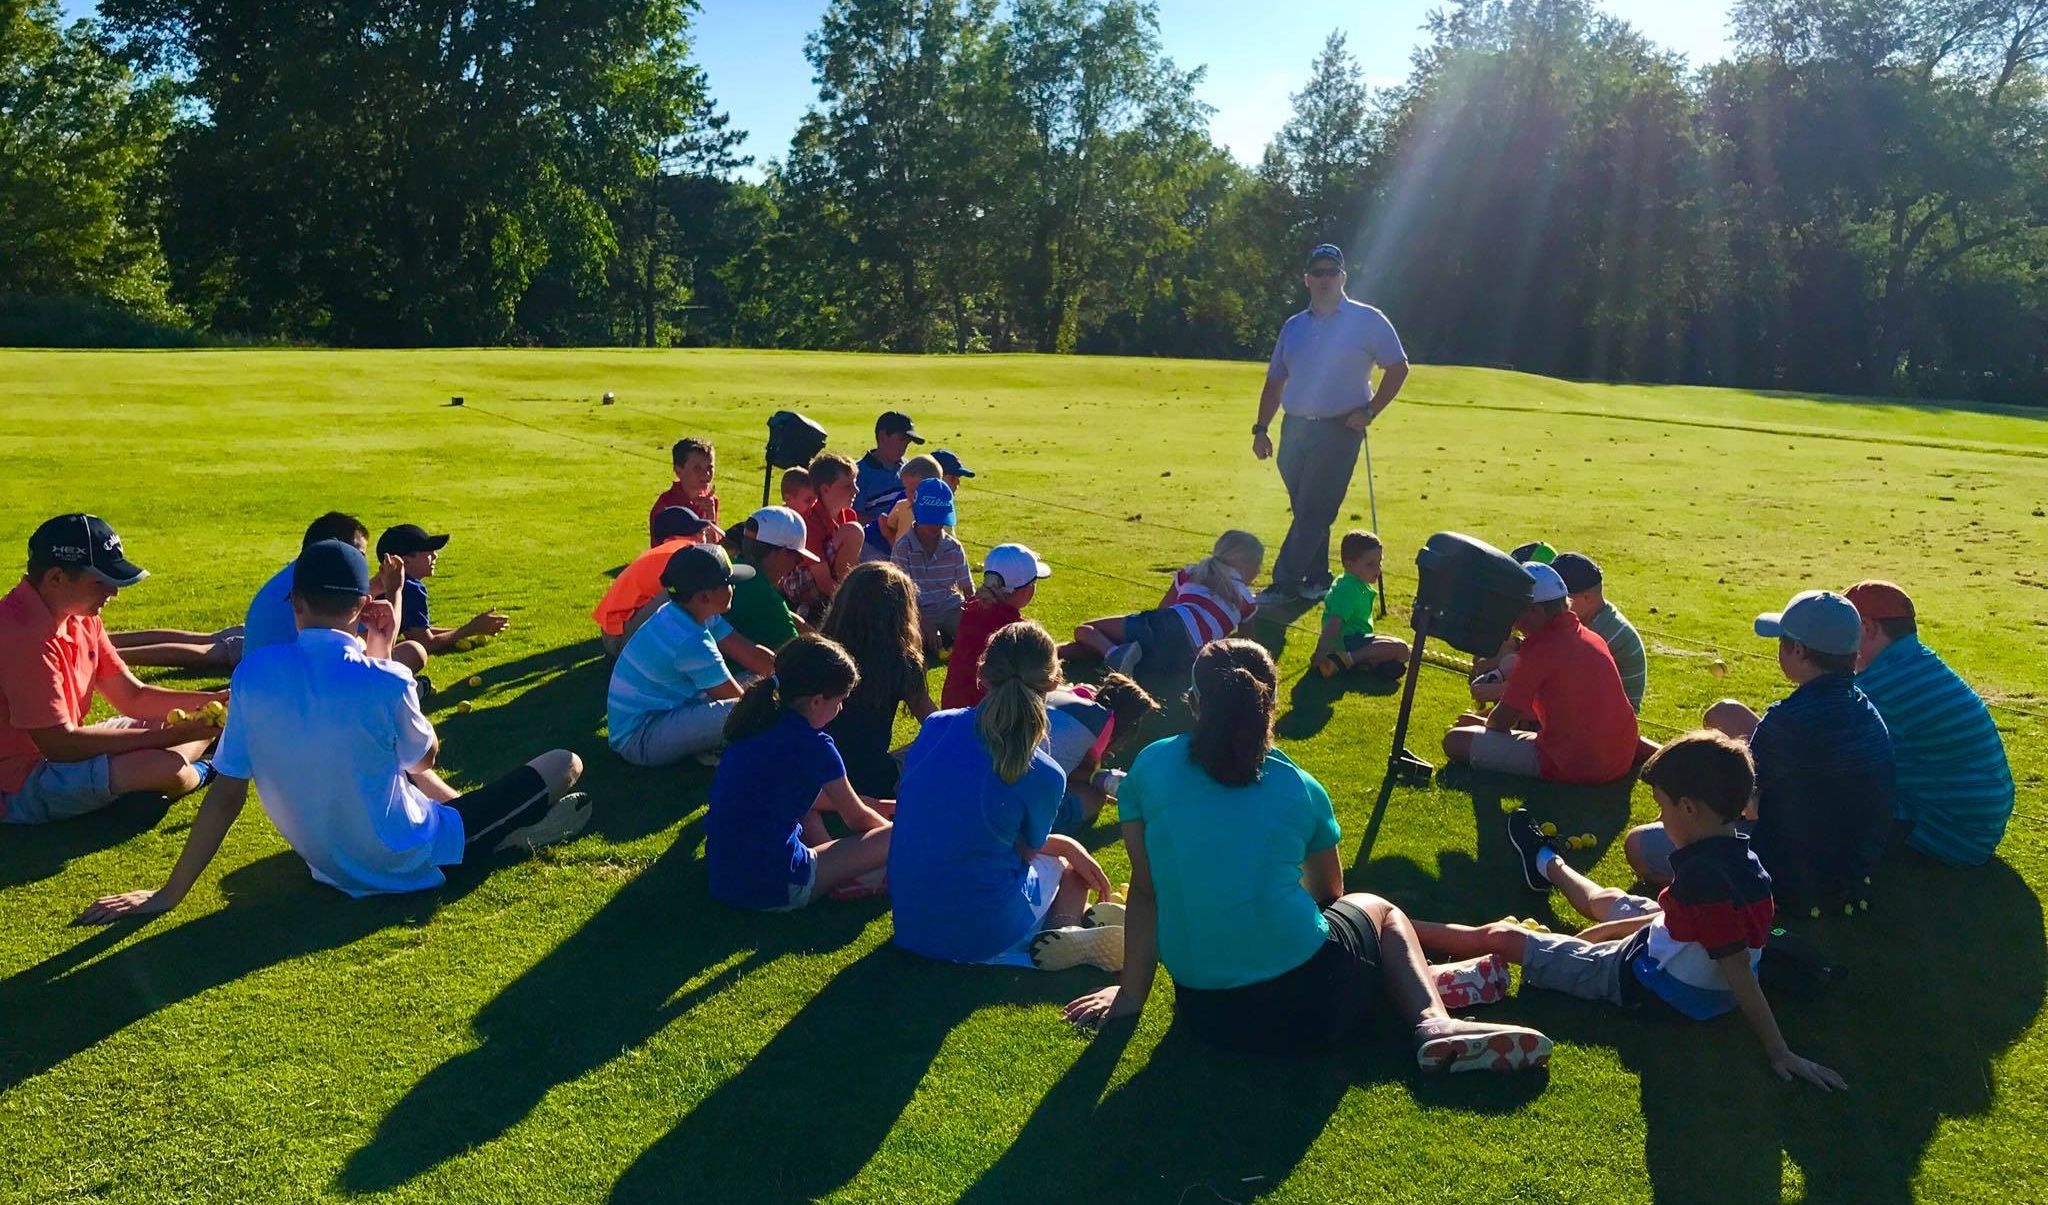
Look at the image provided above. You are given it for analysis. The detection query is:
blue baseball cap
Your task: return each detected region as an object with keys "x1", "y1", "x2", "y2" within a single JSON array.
[
  {"x1": 932, "y1": 448, "x2": 975, "y2": 479},
  {"x1": 1755, "y1": 589, "x2": 1862, "y2": 656},
  {"x1": 293, "y1": 539, "x2": 371, "y2": 601},
  {"x1": 1307, "y1": 243, "x2": 1345, "y2": 269},
  {"x1": 911, "y1": 479, "x2": 957, "y2": 527}
]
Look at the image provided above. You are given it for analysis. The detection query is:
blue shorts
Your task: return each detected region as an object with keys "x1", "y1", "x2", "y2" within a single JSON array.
[{"x1": 1122, "y1": 609, "x2": 1197, "y2": 675}]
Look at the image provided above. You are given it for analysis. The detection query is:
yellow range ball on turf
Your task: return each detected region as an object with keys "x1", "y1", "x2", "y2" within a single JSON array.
[
  {"x1": 166, "y1": 708, "x2": 188, "y2": 724},
  {"x1": 1539, "y1": 822, "x2": 1557, "y2": 837},
  {"x1": 1810, "y1": 907, "x2": 1823, "y2": 919},
  {"x1": 455, "y1": 700, "x2": 473, "y2": 714},
  {"x1": 1710, "y1": 659, "x2": 1727, "y2": 678},
  {"x1": 467, "y1": 676, "x2": 483, "y2": 688}
]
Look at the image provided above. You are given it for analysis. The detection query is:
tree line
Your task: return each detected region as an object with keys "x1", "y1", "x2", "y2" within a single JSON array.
[{"x1": 4, "y1": 0, "x2": 2046, "y2": 403}]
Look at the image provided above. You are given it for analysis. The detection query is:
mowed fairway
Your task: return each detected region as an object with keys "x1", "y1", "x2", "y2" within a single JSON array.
[{"x1": 1, "y1": 349, "x2": 2044, "y2": 1205}]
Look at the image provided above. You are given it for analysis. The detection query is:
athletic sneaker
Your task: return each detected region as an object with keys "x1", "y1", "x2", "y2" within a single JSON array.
[
  {"x1": 1433, "y1": 953, "x2": 1511, "y2": 1010},
  {"x1": 494, "y1": 792, "x2": 592, "y2": 853},
  {"x1": 1103, "y1": 641, "x2": 1143, "y2": 675},
  {"x1": 1029, "y1": 924, "x2": 1126, "y2": 972},
  {"x1": 1297, "y1": 581, "x2": 1331, "y2": 602},
  {"x1": 1506, "y1": 807, "x2": 1559, "y2": 893},
  {"x1": 1090, "y1": 767, "x2": 1126, "y2": 797},
  {"x1": 1252, "y1": 584, "x2": 1299, "y2": 608},
  {"x1": 1415, "y1": 1024, "x2": 1551, "y2": 1073},
  {"x1": 1082, "y1": 900, "x2": 1126, "y2": 928}
]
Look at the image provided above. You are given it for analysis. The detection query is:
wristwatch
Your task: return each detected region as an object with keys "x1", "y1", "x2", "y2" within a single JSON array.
[{"x1": 1251, "y1": 424, "x2": 1268, "y2": 435}]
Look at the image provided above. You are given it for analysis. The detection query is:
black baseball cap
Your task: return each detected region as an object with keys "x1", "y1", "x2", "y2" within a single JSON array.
[
  {"x1": 293, "y1": 539, "x2": 372, "y2": 601},
  {"x1": 661, "y1": 543, "x2": 755, "y2": 600},
  {"x1": 652, "y1": 506, "x2": 714, "y2": 543},
  {"x1": 1552, "y1": 553, "x2": 1603, "y2": 594},
  {"x1": 1307, "y1": 243, "x2": 1345, "y2": 269},
  {"x1": 876, "y1": 411, "x2": 924, "y2": 444},
  {"x1": 29, "y1": 514, "x2": 148, "y2": 587},
  {"x1": 376, "y1": 524, "x2": 451, "y2": 557}
]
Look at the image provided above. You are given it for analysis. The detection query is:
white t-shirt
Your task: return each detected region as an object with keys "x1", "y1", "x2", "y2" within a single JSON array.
[{"x1": 215, "y1": 627, "x2": 462, "y2": 897}]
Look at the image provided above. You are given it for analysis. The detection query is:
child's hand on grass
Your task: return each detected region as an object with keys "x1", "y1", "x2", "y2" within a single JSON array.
[
  {"x1": 1063, "y1": 985, "x2": 1139, "y2": 1028},
  {"x1": 1772, "y1": 1049, "x2": 1847, "y2": 1091},
  {"x1": 75, "y1": 889, "x2": 176, "y2": 926}
]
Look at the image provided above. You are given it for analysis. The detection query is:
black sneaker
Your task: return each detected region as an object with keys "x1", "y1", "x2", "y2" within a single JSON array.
[{"x1": 1505, "y1": 808, "x2": 1558, "y2": 893}]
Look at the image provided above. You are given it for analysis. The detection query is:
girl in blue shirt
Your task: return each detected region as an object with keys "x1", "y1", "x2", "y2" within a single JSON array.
[
  {"x1": 705, "y1": 636, "x2": 892, "y2": 911},
  {"x1": 1063, "y1": 639, "x2": 1552, "y2": 1072}
]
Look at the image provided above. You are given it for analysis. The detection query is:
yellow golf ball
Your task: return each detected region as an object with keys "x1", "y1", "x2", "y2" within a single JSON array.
[
  {"x1": 167, "y1": 708, "x2": 188, "y2": 724},
  {"x1": 1709, "y1": 659, "x2": 1727, "y2": 678},
  {"x1": 1539, "y1": 822, "x2": 1557, "y2": 837},
  {"x1": 455, "y1": 700, "x2": 473, "y2": 714},
  {"x1": 467, "y1": 676, "x2": 482, "y2": 688},
  {"x1": 1809, "y1": 907, "x2": 1822, "y2": 919}
]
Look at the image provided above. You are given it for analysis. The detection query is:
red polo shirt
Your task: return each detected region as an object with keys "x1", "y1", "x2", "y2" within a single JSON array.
[
  {"x1": 1501, "y1": 610, "x2": 1639, "y2": 785},
  {"x1": 803, "y1": 499, "x2": 857, "y2": 560},
  {"x1": 0, "y1": 579, "x2": 126, "y2": 795},
  {"x1": 648, "y1": 484, "x2": 720, "y2": 545},
  {"x1": 940, "y1": 597, "x2": 1023, "y2": 710}
]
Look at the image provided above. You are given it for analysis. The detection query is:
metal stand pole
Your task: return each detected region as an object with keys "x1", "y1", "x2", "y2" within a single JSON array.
[{"x1": 1385, "y1": 607, "x2": 1436, "y2": 783}]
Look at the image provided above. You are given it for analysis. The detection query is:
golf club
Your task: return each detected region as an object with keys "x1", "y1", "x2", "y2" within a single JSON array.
[{"x1": 1365, "y1": 429, "x2": 1387, "y2": 619}]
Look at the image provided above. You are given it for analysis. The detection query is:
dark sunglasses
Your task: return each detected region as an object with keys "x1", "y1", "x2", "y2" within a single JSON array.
[{"x1": 1307, "y1": 267, "x2": 1342, "y2": 278}]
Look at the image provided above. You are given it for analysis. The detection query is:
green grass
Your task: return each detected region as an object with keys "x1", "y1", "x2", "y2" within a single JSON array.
[{"x1": 1, "y1": 349, "x2": 2044, "y2": 1204}]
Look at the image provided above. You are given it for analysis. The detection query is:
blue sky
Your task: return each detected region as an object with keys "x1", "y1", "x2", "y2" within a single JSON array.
[{"x1": 63, "y1": 1, "x2": 1733, "y2": 172}]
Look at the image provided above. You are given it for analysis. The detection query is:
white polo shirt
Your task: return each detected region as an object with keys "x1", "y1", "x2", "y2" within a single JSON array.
[
  {"x1": 215, "y1": 626, "x2": 464, "y2": 897},
  {"x1": 1267, "y1": 298, "x2": 1407, "y2": 419}
]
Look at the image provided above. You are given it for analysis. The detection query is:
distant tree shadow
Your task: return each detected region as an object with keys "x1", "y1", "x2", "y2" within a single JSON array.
[
  {"x1": 0, "y1": 791, "x2": 171, "y2": 891},
  {"x1": 0, "y1": 851, "x2": 470, "y2": 1092},
  {"x1": 606, "y1": 945, "x2": 1083, "y2": 1203}
]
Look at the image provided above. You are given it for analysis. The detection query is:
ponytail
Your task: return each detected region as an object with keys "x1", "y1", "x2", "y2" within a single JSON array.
[
  {"x1": 1186, "y1": 529, "x2": 1264, "y2": 598},
  {"x1": 1187, "y1": 638, "x2": 1277, "y2": 787},
  {"x1": 1094, "y1": 672, "x2": 1161, "y2": 748},
  {"x1": 975, "y1": 621, "x2": 1058, "y2": 783},
  {"x1": 723, "y1": 634, "x2": 860, "y2": 743}
]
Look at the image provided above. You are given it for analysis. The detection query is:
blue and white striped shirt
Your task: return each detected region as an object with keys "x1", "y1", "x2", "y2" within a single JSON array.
[
  {"x1": 1855, "y1": 635, "x2": 2013, "y2": 866},
  {"x1": 607, "y1": 603, "x2": 734, "y2": 751}
]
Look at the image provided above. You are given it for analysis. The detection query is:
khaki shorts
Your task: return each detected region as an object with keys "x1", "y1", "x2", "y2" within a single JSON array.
[
  {"x1": 1519, "y1": 894, "x2": 1660, "y2": 1004},
  {"x1": 1470, "y1": 728, "x2": 1541, "y2": 777},
  {"x1": 0, "y1": 718, "x2": 149, "y2": 825}
]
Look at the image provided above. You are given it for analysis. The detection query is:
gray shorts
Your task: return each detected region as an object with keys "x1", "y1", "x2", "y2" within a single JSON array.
[
  {"x1": 1470, "y1": 728, "x2": 1541, "y2": 777},
  {"x1": 0, "y1": 718, "x2": 147, "y2": 825},
  {"x1": 1519, "y1": 894, "x2": 1660, "y2": 1005},
  {"x1": 612, "y1": 697, "x2": 738, "y2": 766}
]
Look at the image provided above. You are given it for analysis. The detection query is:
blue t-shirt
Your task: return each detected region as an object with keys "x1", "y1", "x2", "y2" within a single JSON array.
[
  {"x1": 706, "y1": 709, "x2": 846, "y2": 909},
  {"x1": 1855, "y1": 635, "x2": 2013, "y2": 867},
  {"x1": 1266, "y1": 298, "x2": 1407, "y2": 418},
  {"x1": 854, "y1": 450, "x2": 905, "y2": 523},
  {"x1": 888, "y1": 707, "x2": 1066, "y2": 962},
  {"x1": 243, "y1": 563, "x2": 298, "y2": 652},
  {"x1": 606, "y1": 603, "x2": 735, "y2": 751},
  {"x1": 1748, "y1": 673, "x2": 1894, "y2": 908},
  {"x1": 1118, "y1": 737, "x2": 1341, "y2": 990},
  {"x1": 399, "y1": 577, "x2": 432, "y2": 633}
]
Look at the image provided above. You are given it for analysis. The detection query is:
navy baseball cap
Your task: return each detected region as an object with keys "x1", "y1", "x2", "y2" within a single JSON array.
[
  {"x1": 932, "y1": 448, "x2": 975, "y2": 478},
  {"x1": 662, "y1": 543, "x2": 754, "y2": 600},
  {"x1": 1755, "y1": 590, "x2": 1862, "y2": 657},
  {"x1": 1552, "y1": 553, "x2": 1603, "y2": 594},
  {"x1": 293, "y1": 539, "x2": 372, "y2": 601},
  {"x1": 376, "y1": 523, "x2": 450, "y2": 557},
  {"x1": 652, "y1": 506, "x2": 713, "y2": 543},
  {"x1": 876, "y1": 411, "x2": 924, "y2": 443},
  {"x1": 29, "y1": 514, "x2": 147, "y2": 587},
  {"x1": 1307, "y1": 243, "x2": 1345, "y2": 269}
]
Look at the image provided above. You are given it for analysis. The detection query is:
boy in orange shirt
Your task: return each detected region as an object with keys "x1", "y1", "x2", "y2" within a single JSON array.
[{"x1": 594, "y1": 508, "x2": 714, "y2": 656}]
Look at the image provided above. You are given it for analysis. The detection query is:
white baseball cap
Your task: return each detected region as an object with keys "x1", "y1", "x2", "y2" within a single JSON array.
[
  {"x1": 983, "y1": 543, "x2": 1051, "y2": 591},
  {"x1": 1524, "y1": 561, "x2": 1568, "y2": 604},
  {"x1": 749, "y1": 506, "x2": 821, "y2": 563}
]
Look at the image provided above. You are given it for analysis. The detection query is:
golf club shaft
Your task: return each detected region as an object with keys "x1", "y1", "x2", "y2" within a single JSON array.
[{"x1": 1365, "y1": 430, "x2": 1387, "y2": 618}]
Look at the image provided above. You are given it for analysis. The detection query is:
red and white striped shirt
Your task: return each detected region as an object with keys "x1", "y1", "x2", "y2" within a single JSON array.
[{"x1": 1166, "y1": 568, "x2": 1253, "y2": 648}]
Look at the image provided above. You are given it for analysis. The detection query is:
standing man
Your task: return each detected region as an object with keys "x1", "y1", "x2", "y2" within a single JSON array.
[{"x1": 1252, "y1": 244, "x2": 1409, "y2": 606}]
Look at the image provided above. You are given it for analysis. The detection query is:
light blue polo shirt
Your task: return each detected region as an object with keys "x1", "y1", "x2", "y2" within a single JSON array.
[
  {"x1": 606, "y1": 602, "x2": 735, "y2": 750},
  {"x1": 242, "y1": 563, "x2": 298, "y2": 652},
  {"x1": 1267, "y1": 298, "x2": 1407, "y2": 419}
]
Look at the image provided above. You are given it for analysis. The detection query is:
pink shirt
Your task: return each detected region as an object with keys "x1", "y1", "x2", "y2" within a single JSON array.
[{"x1": 0, "y1": 579, "x2": 126, "y2": 794}]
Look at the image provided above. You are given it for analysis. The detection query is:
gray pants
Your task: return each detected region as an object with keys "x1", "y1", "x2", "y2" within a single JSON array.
[{"x1": 1271, "y1": 413, "x2": 1364, "y2": 590}]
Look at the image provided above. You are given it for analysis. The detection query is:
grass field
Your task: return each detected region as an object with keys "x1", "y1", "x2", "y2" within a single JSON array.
[{"x1": 0, "y1": 349, "x2": 2043, "y2": 1205}]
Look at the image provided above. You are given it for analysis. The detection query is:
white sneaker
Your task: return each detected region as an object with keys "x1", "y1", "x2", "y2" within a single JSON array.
[
  {"x1": 1297, "y1": 581, "x2": 1331, "y2": 602},
  {"x1": 1029, "y1": 924, "x2": 1126, "y2": 972},
  {"x1": 1252, "y1": 584, "x2": 1300, "y2": 608},
  {"x1": 1082, "y1": 900, "x2": 1126, "y2": 928},
  {"x1": 1090, "y1": 767, "x2": 1126, "y2": 797},
  {"x1": 494, "y1": 792, "x2": 593, "y2": 853}
]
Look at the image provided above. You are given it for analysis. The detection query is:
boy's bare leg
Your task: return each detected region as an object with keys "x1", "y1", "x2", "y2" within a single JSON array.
[
  {"x1": 108, "y1": 748, "x2": 204, "y2": 798},
  {"x1": 410, "y1": 768, "x2": 461, "y2": 802},
  {"x1": 393, "y1": 640, "x2": 429, "y2": 675},
  {"x1": 1360, "y1": 636, "x2": 1410, "y2": 664},
  {"x1": 1046, "y1": 859, "x2": 1091, "y2": 928},
  {"x1": 1704, "y1": 699, "x2": 1760, "y2": 740},
  {"x1": 1349, "y1": 896, "x2": 1549, "y2": 1061},
  {"x1": 1074, "y1": 617, "x2": 1128, "y2": 658},
  {"x1": 1411, "y1": 917, "x2": 1534, "y2": 963},
  {"x1": 1542, "y1": 855, "x2": 1642, "y2": 924}
]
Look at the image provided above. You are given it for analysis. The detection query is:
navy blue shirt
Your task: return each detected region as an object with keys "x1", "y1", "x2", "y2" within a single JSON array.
[
  {"x1": 399, "y1": 577, "x2": 432, "y2": 633},
  {"x1": 706, "y1": 709, "x2": 847, "y2": 910},
  {"x1": 1748, "y1": 673, "x2": 1894, "y2": 909},
  {"x1": 854, "y1": 450, "x2": 905, "y2": 524}
]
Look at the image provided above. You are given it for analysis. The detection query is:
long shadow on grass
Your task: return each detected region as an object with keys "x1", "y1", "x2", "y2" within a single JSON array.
[
  {"x1": 0, "y1": 851, "x2": 473, "y2": 1092},
  {"x1": 339, "y1": 825, "x2": 882, "y2": 1194},
  {"x1": 1275, "y1": 666, "x2": 1401, "y2": 742},
  {"x1": 0, "y1": 791, "x2": 171, "y2": 892},
  {"x1": 607, "y1": 944, "x2": 1084, "y2": 1203}
]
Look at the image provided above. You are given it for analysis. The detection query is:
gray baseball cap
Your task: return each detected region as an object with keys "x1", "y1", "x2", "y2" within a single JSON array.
[{"x1": 1755, "y1": 589, "x2": 1861, "y2": 656}]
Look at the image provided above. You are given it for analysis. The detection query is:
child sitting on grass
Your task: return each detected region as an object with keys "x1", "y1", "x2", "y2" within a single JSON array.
[
  {"x1": 820, "y1": 562, "x2": 936, "y2": 798},
  {"x1": 940, "y1": 544, "x2": 1050, "y2": 710},
  {"x1": 649, "y1": 437, "x2": 722, "y2": 545},
  {"x1": 1072, "y1": 530, "x2": 1263, "y2": 677},
  {"x1": 378, "y1": 524, "x2": 510, "y2": 656},
  {"x1": 706, "y1": 635, "x2": 892, "y2": 912},
  {"x1": 1314, "y1": 530, "x2": 1409, "y2": 678},
  {"x1": 1045, "y1": 674, "x2": 1160, "y2": 835},
  {"x1": 1411, "y1": 730, "x2": 1846, "y2": 1091},
  {"x1": 891, "y1": 479, "x2": 973, "y2": 656},
  {"x1": 864, "y1": 454, "x2": 944, "y2": 561},
  {"x1": 607, "y1": 544, "x2": 774, "y2": 767},
  {"x1": 801, "y1": 453, "x2": 866, "y2": 601}
]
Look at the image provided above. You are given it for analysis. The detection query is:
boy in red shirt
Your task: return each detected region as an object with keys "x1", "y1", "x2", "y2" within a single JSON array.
[
  {"x1": 1442, "y1": 561, "x2": 1638, "y2": 784},
  {"x1": 941, "y1": 544, "x2": 1051, "y2": 710},
  {"x1": 648, "y1": 438, "x2": 722, "y2": 546},
  {"x1": 1, "y1": 515, "x2": 226, "y2": 824},
  {"x1": 802, "y1": 453, "x2": 865, "y2": 600}
]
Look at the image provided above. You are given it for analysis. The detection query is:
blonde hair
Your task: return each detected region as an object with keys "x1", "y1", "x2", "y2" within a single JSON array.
[
  {"x1": 1185, "y1": 530, "x2": 1264, "y2": 598},
  {"x1": 899, "y1": 454, "x2": 943, "y2": 486},
  {"x1": 976, "y1": 621, "x2": 1058, "y2": 783}
]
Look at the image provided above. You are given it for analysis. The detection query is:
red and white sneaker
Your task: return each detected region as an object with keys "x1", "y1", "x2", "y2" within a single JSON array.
[
  {"x1": 1416, "y1": 1024, "x2": 1552, "y2": 1074},
  {"x1": 1433, "y1": 953, "x2": 1510, "y2": 1010}
]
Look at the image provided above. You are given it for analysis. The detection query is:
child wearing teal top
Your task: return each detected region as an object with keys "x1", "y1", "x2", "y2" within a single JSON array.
[{"x1": 1315, "y1": 531, "x2": 1410, "y2": 678}]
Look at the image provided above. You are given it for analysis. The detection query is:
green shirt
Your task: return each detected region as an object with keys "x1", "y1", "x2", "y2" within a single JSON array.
[
  {"x1": 1584, "y1": 601, "x2": 1646, "y2": 712},
  {"x1": 1322, "y1": 571, "x2": 1378, "y2": 641},
  {"x1": 1119, "y1": 738, "x2": 1341, "y2": 991},
  {"x1": 725, "y1": 556, "x2": 798, "y2": 651}
]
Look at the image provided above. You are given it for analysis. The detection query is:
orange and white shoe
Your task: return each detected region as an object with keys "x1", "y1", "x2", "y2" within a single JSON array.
[
  {"x1": 1416, "y1": 1024, "x2": 1551, "y2": 1074},
  {"x1": 1433, "y1": 953, "x2": 1510, "y2": 1010}
]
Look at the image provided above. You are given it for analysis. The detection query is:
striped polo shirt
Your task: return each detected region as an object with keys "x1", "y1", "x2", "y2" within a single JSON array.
[
  {"x1": 1584, "y1": 601, "x2": 1647, "y2": 712},
  {"x1": 891, "y1": 530, "x2": 972, "y2": 614},
  {"x1": 1165, "y1": 568, "x2": 1254, "y2": 648},
  {"x1": 607, "y1": 603, "x2": 734, "y2": 751},
  {"x1": 1854, "y1": 635, "x2": 2013, "y2": 867},
  {"x1": 1747, "y1": 673, "x2": 1894, "y2": 909}
]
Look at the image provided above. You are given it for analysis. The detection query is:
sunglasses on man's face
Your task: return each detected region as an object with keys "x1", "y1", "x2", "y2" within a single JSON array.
[{"x1": 1307, "y1": 267, "x2": 1342, "y2": 278}]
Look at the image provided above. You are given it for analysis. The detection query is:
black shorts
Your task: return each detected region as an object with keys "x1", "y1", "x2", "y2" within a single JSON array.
[
  {"x1": 1171, "y1": 899, "x2": 1383, "y2": 1057},
  {"x1": 449, "y1": 766, "x2": 551, "y2": 850}
]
